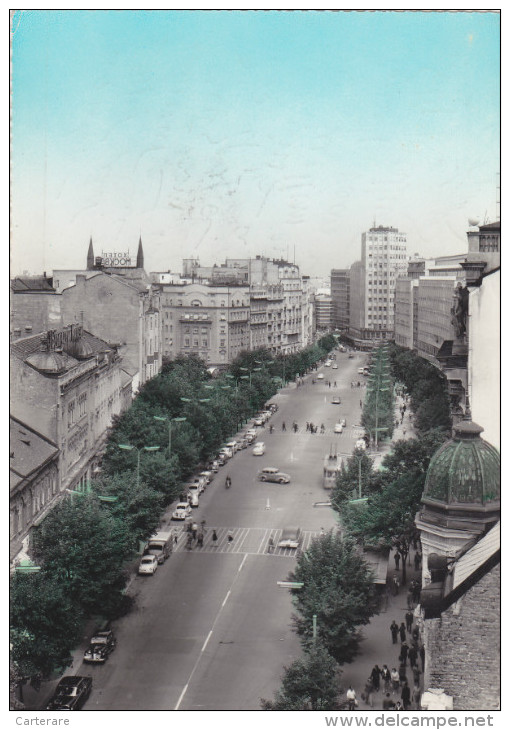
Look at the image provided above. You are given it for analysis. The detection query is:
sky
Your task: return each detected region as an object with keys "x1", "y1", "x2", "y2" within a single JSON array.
[{"x1": 10, "y1": 9, "x2": 500, "y2": 278}]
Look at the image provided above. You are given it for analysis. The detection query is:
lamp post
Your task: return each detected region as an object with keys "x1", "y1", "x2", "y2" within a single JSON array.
[
  {"x1": 153, "y1": 415, "x2": 187, "y2": 455},
  {"x1": 118, "y1": 444, "x2": 160, "y2": 488}
]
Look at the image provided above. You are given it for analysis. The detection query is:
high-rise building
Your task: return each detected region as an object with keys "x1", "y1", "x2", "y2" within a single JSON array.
[
  {"x1": 348, "y1": 225, "x2": 408, "y2": 345},
  {"x1": 330, "y1": 269, "x2": 350, "y2": 331}
]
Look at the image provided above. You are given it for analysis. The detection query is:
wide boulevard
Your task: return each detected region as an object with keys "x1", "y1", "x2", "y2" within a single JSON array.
[{"x1": 84, "y1": 350, "x2": 368, "y2": 711}]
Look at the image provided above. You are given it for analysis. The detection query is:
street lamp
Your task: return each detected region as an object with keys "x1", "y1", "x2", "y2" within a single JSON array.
[
  {"x1": 153, "y1": 415, "x2": 187, "y2": 455},
  {"x1": 118, "y1": 444, "x2": 160, "y2": 488}
]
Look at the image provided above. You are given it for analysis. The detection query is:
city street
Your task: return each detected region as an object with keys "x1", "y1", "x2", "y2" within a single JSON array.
[{"x1": 81, "y1": 351, "x2": 368, "y2": 711}]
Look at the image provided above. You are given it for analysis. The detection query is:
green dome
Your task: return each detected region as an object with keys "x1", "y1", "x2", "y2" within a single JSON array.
[{"x1": 423, "y1": 421, "x2": 500, "y2": 506}]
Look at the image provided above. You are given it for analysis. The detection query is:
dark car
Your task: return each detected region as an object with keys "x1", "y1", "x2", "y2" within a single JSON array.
[
  {"x1": 46, "y1": 676, "x2": 92, "y2": 710},
  {"x1": 83, "y1": 630, "x2": 116, "y2": 663}
]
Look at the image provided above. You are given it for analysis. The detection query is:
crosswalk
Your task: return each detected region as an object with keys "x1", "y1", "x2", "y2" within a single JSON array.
[{"x1": 169, "y1": 526, "x2": 323, "y2": 557}]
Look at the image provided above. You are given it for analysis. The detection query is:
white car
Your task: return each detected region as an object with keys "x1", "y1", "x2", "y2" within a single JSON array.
[
  {"x1": 188, "y1": 491, "x2": 199, "y2": 508},
  {"x1": 317, "y1": 373, "x2": 325, "y2": 380},
  {"x1": 138, "y1": 555, "x2": 158, "y2": 575},
  {"x1": 358, "y1": 367, "x2": 365, "y2": 375},
  {"x1": 333, "y1": 423, "x2": 344, "y2": 434},
  {"x1": 325, "y1": 361, "x2": 331, "y2": 367},
  {"x1": 200, "y1": 470, "x2": 213, "y2": 484},
  {"x1": 172, "y1": 502, "x2": 192, "y2": 520},
  {"x1": 356, "y1": 438, "x2": 367, "y2": 450},
  {"x1": 332, "y1": 363, "x2": 338, "y2": 370},
  {"x1": 252, "y1": 442, "x2": 265, "y2": 456}
]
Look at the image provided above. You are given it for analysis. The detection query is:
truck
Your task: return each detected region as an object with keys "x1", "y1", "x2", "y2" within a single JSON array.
[
  {"x1": 144, "y1": 531, "x2": 173, "y2": 564},
  {"x1": 323, "y1": 452, "x2": 343, "y2": 489}
]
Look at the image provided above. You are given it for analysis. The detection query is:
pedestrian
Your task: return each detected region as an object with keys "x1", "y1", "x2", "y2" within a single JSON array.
[
  {"x1": 392, "y1": 575, "x2": 400, "y2": 595},
  {"x1": 282, "y1": 422, "x2": 286, "y2": 431},
  {"x1": 346, "y1": 686, "x2": 357, "y2": 710},
  {"x1": 381, "y1": 665, "x2": 391, "y2": 692},
  {"x1": 414, "y1": 551, "x2": 422, "y2": 571},
  {"x1": 321, "y1": 423, "x2": 325, "y2": 434},
  {"x1": 412, "y1": 625, "x2": 420, "y2": 644},
  {"x1": 394, "y1": 700, "x2": 404, "y2": 711},
  {"x1": 370, "y1": 665, "x2": 381, "y2": 692},
  {"x1": 390, "y1": 668, "x2": 400, "y2": 694},
  {"x1": 399, "y1": 622, "x2": 407, "y2": 643},
  {"x1": 173, "y1": 529, "x2": 179, "y2": 545},
  {"x1": 408, "y1": 644, "x2": 418, "y2": 669},
  {"x1": 390, "y1": 620, "x2": 399, "y2": 644},
  {"x1": 197, "y1": 532, "x2": 204, "y2": 547},
  {"x1": 412, "y1": 665, "x2": 421, "y2": 686},
  {"x1": 192, "y1": 522, "x2": 198, "y2": 540},
  {"x1": 334, "y1": 381, "x2": 337, "y2": 387},
  {"x1": 394, "y1": 551, "x2": 400, "y2": 571},
  {"x1": 212, "y1": 529, "x2": 218, "y2": 546},
  {"x1": 399, "y1": 641, "x2": 409, "y2": 666},
  {"x1": 383, "y1": 693, "x2": 396, "y2": 710},
  {"x1": 267, "y1": 537, "x2": 274, "y2": 553},
  {"x1": 419, "y1": 644, "x2": 425, "y2": 671},
  {"x1": 405, "y1": 610, "x2": 414, "y2": 632},
  {"x1": 412, "y1": 685, "x2": 421, "y2": 709},
  {"x1": 186, "y1": 534, "x2": 193, "y2": 550},
  {"x1": 227, "y1": 530, "x2": 234, "y2": 543},
  {"x1": 407, "y1": 590, "x2": 414, "y2": 610},
  {"x1": 401, "y1": 682, "x2": 411, "y2": 710},
  {"x1": 363, "y1": 677, "x2": 374, "y2": 708},
  {"x1": 306, "y1": 422, "x2": 310, "y2": 431},
  {"x1": 398, "y1": 662, "x2": 408, "y2": 687},
  {"x1": 328, "y1": 381, "x2": 331, "y2": 388},
  {"x1": 360, "y1": 399, "x2": 362, "y2": 408}
]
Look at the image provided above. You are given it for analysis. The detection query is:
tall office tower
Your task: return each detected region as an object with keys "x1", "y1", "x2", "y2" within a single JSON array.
[
  {"x1": 330, "y1": 269, "x2": 350, "y2": 331},
  {"x1": 349, "y1": 225, "x2": 408, "y2": 344}
]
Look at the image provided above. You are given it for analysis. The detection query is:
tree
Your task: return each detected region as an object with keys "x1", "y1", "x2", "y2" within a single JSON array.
[
  {"x1": 261, "y1": 641, "x2": 342, "y2": 710},
  {"x1": 10, "y1": 573, "x2": 83, "y2": 679},
  {"x1": 289, "y1": 532, "x2": 378, "y2": 663},
  {"x1": 341, "y1": 470, "x2": 426, "y2": 549},
  {"x1": 92, "y1": 471, "x2": 164, "y2": 543},
  {"x1": 331, "y1": 448, "x2": 374, "y2": 508},
  {"x1": 31, "y1": 495, "x2": 133, "y2": 617},
  {"x1": 378, "y1": 431, "x2": 448, "y2": 484}
]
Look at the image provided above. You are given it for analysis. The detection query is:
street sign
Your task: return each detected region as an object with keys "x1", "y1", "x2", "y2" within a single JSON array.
[{"x1": 277, "y1": 581, "x2": 304, "y2": 588}]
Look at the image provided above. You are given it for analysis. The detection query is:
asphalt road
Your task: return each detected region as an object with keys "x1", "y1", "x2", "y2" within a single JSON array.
[{"x1": 83, "y1": 350, "x2": 368, "y2": 711}]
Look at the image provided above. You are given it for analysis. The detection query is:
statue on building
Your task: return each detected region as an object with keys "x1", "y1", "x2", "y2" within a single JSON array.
[{"x1": 451, "y1": 282, "x2": 469, "y2": 338}]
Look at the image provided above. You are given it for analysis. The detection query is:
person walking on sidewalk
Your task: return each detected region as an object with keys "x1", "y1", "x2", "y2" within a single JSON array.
[
  {"x1": 390, "y1": 668, "x2": 400, "y2": 694},
  {"x1": 381, "y1": 665, "x2": 391, "y2": 692},
  {"x1": 401, "y1": 682, "x2": 411, "y2": 710},
  {"x1": 399, "y1": 641, "x2": 409, "y2": 666},
  {"x1": 412, "y1": 684, "x2": 421, "y2": 709},
  {"x1": 394, "y1": 551, "x2": 401, "y2": 571},
  {"x1": 390, "y1": 620, "x2": 399, "y2": 644},
  {"x1": 346, "y1": 686, "x2": 357, "y2": 710},
  {"x1": 408, "y1": 644, "x2": 418, "y2": 669},
  {"x1": 370, "y1": 665, "x2": 382, "y2": 692},
  {"x1": 363, "y1": 677, "x2": 374, "y2": 708},
  {"x1": 405, "y1": 609, "x2": 414, "y2": 632},
  {"x1": 399, "y1": 622, "x2": 407, "y2": 643}
]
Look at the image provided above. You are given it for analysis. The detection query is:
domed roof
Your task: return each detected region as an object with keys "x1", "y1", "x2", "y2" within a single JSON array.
[
  {"x1": 25, "y1": 350, "x2": 68, "y2": 374},
  {"x1": 66, "y1": 337, "x2": 94, "y2": 360},
  {"x1": 423, "y1": 421, "x2": 500, "y2": 506}
]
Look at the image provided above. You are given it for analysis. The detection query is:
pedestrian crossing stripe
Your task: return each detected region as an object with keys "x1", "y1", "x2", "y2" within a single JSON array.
[{"x1": 169, "y1": 526, "x2": 327, "y2": 556}]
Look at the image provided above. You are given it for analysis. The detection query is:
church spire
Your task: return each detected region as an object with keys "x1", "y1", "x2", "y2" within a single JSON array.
[
  {"x1": 136, "y1": 236, "x2": 144, "y2": 269},
  {"x1": 87, "y1": 237, "x2": 94, "y2": 269}
]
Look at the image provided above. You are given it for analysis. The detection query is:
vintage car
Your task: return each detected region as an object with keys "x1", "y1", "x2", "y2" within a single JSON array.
[{"x1": 83, "y1": 630, "x2": 116, "y2": 664}]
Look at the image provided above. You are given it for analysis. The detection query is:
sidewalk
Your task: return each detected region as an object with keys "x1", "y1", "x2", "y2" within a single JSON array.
[{"x1": 339, "y1": 548, "x2": 423, "y2": 710}]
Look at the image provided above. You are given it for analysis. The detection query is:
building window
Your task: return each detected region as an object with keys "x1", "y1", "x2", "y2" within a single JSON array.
[
  {"x1": 68, "y1": 401, "x2": 75, "y2": 426},
  {"x1": 78, "y1": 393, "x2": 87, "y2": 417}
]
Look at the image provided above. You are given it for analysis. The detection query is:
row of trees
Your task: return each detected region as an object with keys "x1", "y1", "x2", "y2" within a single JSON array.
[
  {"x1": 263, "y1": 343, "x2": 453, "y2": 709},
  {"x1": 10, "y1": 336, "x2": 337, "y2": 682}
]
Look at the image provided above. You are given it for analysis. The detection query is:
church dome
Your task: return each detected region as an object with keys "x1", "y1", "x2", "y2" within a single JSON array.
[
  {"x1": 423, "y1": 421, "x2": 500, "y2": 507},
  {"x1": 25, "y1": 350, "x2": 68, "y2": 374}
]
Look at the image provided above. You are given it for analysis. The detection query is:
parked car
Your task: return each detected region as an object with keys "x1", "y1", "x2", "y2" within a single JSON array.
[
  {"x1": 332, "y1": 363, "x2": 338, "y2": 369},
  {"x1": 217, "y1": 452, "x2": 229, "y2": 466},
  {"x1": 225, "y1": 440, "x2": 238, "y2": 453},
  {"x1": 355, "y1": 438, "x2": 367, "y2": 450},
  {"x1": 245, "y1": 429, "x2": 258, "y2": 443},
  {"x1": 172, "y1": 502, "x2": 192, "y2": 520},
  {"x1": 357, "y1": 367, "x2": 365, "y2": 375},
  {"x1": 333, "y1": 423, "x2": 344, "y2": 434},
  {"x1": 252, "y1": 442, "x2": 265, "y2": 456},
  {"x1": 317, "y1": 373, "x2": 325, "y2": 380},
  {"x1": 277, "y1": 527, "x2": 302, "y2": 549},
  {"x1": 189, "y1": 478, "x2": 206, "y2": 495},
  {"x1": 325, "y1": 360, "x2": 331, "y2": 367},
  {"x1": 200, "y1": 470, "x2": 213, "y2": 484},
  {"x1": 267, "y1": 403, "x2": 279, "y2": 413},
  {"x1": 83, "y1": 630, "x2": 116, "y2": 664},
  {"x1": 209, "y1": 460, "x2": 220, "y2": 472},
  {"x1": 46, "y1": 676, "x2": 93, "y2": 710},
  {"x1": 138, "y1": 555, "x2": 158, "y2": 575},
  {"x1": 187, "y1": 491, "x2": 199, "y2": 508},
  {"x1": 258, "y1": 467, "x2": 291, "y2": 484},
  {"x1": 253, "y1": 416, "x2": 265, "y2": 427},
  {"x1": 331, "y1": 397, "x2": 341, "y2": 405}
]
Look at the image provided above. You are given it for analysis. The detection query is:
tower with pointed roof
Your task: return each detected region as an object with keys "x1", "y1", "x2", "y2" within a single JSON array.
[
  {"x1": 87, "y1": 237, "x2": 95, "y2": 270},
  {"x1": 136, "y1": 237, "x2": 144, "y2": 269}
]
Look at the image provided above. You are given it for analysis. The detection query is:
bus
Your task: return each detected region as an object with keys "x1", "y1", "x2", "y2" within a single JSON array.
[{"x1": 323, "y1": 452, "x2": 343, "y2": 489}]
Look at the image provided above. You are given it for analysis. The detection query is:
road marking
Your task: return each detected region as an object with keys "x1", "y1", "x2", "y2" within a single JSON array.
[
  {"x1": 238, "y1": 554, "x2": 247, "y2": 572},
  {"x1": 257, "y1": 528, "x2": 269, "y2": 553},
  {"x1": 201, "y1": 630, "x2": 212, "y2": 652},
  {"x1": 222, "y1": 590, "x2": 231, "y2": 607},
  {"x1": 175, "y1": 684, "x2": 189, "y2": 711}
]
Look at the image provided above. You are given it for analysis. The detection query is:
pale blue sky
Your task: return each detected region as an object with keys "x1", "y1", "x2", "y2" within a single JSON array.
[{"x1": 11, "y1": 9, "x2": 500, "y2": 277}]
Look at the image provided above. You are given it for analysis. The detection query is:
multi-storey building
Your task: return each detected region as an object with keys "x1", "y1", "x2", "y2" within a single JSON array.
[
  {"x1": 330, "y1": 269, "x2": 350, "y2": 331},
  {"x1": 10, "y1": 324, "x2": 130, "y2": 499},
  {"x1": 10, "y1": 416, "x2": 59, "y2": 562},
  {"x1": 314, "y1": 292, "x2": 334, "y2": 331},
  {"x1": 348, "y1": 225, "x2": 408, "y2": 345},
  {"x1": 158, "y1": 282, "x2": 250, "y2": 366},
  {"x1": 10, "y1": 274, "x2": 62, "y2": 339},
  {"x1": 394, "y1": 277, "x2": 418, "y2": 349}
]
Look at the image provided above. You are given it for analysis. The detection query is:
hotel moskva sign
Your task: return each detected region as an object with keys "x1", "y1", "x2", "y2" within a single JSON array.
[{"x1": 101, "y1": 251, "x2": 133, "y2": 267}]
